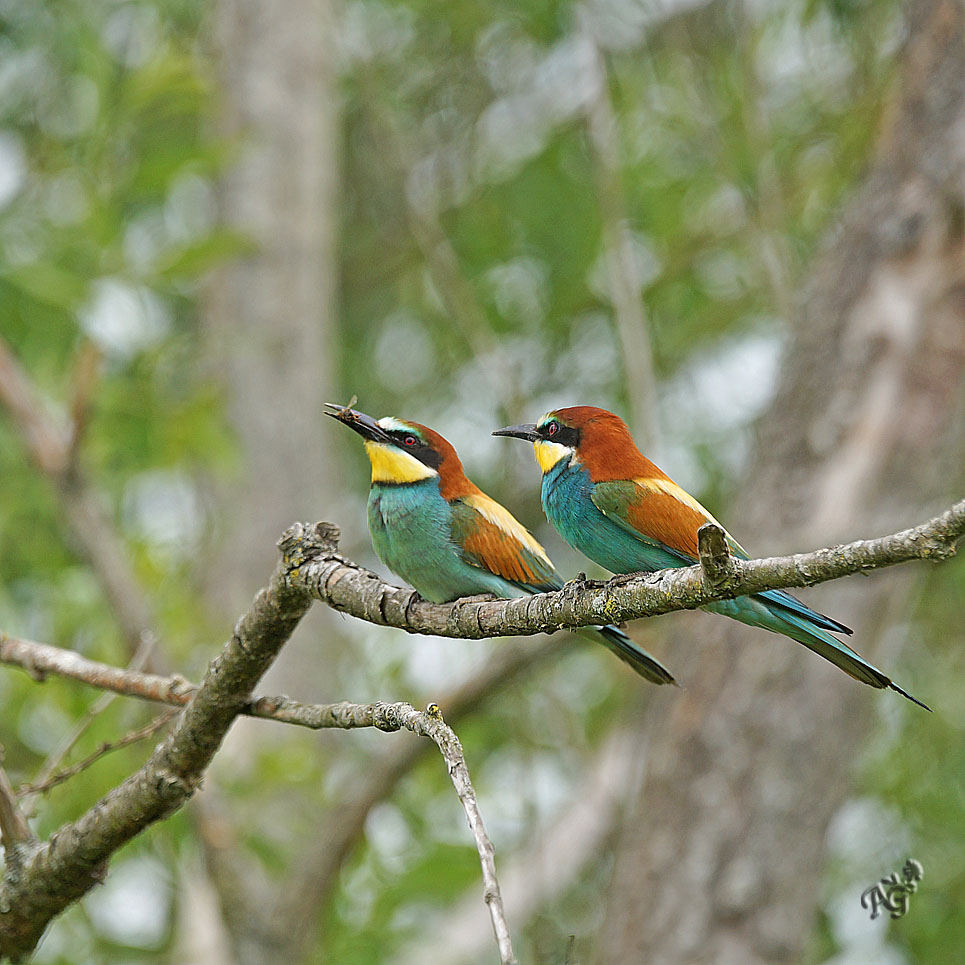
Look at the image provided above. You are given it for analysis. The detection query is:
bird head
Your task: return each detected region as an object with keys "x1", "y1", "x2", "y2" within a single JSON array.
[
  {"x1": 494, "y1": 406, "x2": 650, "y2": 480},
  {"x1": 326, "y1": 403, "x2": 473, "y2": 496}
]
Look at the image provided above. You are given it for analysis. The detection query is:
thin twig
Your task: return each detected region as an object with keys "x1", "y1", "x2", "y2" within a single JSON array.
[
  {"x1": 18, "y1": 711, "x2": 180, "y2": 799},
  {"x1": 424, "y1": 706, "x2": 518, "y2": 965},
  {"x1": 26, "y1": 633, "x2": 158, "y2": 812},
  {"x1": 65, "y1": 340, "x2": 102, "y2": 473},
  {"x1": 357, "y1": 702, "x2": 518, "y2": 965},
  {"x1": 0, "y1": 755, "x2": 34, "y2": 861},
  {"x1": 0, "y1": 634, "x2": 562, "y2": 742},
  {"x1": 269, "y1": 640, "x2": 562, "y2": 959},
  {"x1": 395, "y1": 724, "x2": 637, "y2": 965},
  {"x1": 0, "y1": 335, "x2": 158, "y2": 662}
]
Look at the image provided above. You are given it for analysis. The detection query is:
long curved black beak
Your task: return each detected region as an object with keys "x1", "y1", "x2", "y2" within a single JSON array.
[
  {"x1": 324, "y1": 403, "x2": 392, "y2": 444},
  {"x1": 492, "y1": 423, "x2": 539, "y2": 442}
]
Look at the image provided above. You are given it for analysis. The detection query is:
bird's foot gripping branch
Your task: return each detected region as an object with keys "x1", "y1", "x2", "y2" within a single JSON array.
[{"x1": 288, "y1": 500, "x2": 965, "y2": 709}]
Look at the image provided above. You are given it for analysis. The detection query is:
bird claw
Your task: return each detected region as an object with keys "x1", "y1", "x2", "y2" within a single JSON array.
[
  {"x1": 607, "y1": 572, "x2": 640, "y2": 587},
  {"x1": 563, "y1": 573, "x2": 605, "y2": 592}
]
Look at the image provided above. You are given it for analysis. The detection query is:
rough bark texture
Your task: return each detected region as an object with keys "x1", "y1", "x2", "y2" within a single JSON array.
[
  {"x1": 598, "y1": 1, "x2": 965, "y2": 962},
  {"x1": 296, "y1": 508, "x2": 964, "y2": 638}
]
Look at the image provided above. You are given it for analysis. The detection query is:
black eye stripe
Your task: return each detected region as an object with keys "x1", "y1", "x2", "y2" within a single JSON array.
[
  {"x1": 539, "y1": 421, "x2": 579, "y2": 448},
  {"x1": 389, "y1": 430, "x2": 442, "y2": 470}
]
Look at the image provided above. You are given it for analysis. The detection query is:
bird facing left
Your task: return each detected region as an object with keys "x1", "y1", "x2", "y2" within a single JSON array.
[{"x1": 325, "y1": 402, "x2": 676, "y2": 685}]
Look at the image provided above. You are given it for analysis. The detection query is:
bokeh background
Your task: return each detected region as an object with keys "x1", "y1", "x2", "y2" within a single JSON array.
[{"x1": 1, "y1": 0, "x2": 963, "y2": 961}]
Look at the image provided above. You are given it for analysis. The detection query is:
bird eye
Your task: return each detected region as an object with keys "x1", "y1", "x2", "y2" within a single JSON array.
[
  {"x1": 547, "y1": 421, "x2": 559, "y2": 437},
  {"x1": 403, "y1": 435, "x2": 417, "y2": 447}
]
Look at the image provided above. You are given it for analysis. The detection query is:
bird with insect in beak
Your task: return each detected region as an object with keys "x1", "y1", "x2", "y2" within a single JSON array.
[
  {"x1": 325, "y1": 403, "x2": 676, "y2": 685},
  {"x1": 493, "y1": 405, "x2": 929, "y2": 709}
]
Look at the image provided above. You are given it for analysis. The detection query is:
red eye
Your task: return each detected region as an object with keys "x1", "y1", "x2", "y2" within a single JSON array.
[
  {"x1": 404, "y1": 435, "x2": 417, "y2": 447},
  {"x1": 547, "y1": 422, "x2": 558, "y2": 437}
]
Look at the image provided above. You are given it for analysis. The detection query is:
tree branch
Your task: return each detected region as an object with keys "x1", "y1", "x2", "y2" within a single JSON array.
[
  {"x1": 697, "y1": 521, "x2": 740, "y2": 588},
  {"x1": 0, "y1": 758, "x2": 34, "y2": 869},
  {"x1": 17, "y1": 712, "x2": 180, "y2": 800},
  {"x1": 5, "y1": 500, "x2": 962, "y2": 721},
  {"x1": 270, "y1": 639, "x2": 561, "y2": 960},
  {"x1": 294, "y1": 499, "x2": 965, "y2": 640},
  {"x1": 0, "y1": 522, "x2": 321, "y2": 960},
  {"x1": 0, "y1": 336, "x2": 157, "y2": 662},
  {"x1": 1, "y1": 634, "x2": 554, "y2": 736},
  {"x1": 379, "y1": 703, "x2": 517, "y2": 965},
  {"x1": 0, "y1": 525, "x2": 519, "y2": 962},
  {"x1": 0, "y1": 500, "x2": 960, "y2": 959}
]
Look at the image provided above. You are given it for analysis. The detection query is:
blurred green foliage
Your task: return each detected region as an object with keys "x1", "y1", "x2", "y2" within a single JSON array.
[{"x1": 1, "y1": 0, "x2": 962, "y2": 962}]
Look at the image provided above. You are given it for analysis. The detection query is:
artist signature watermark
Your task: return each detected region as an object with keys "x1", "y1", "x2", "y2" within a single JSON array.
[{"x1": 861, "y1": 859, "x2": 923, "y2": 920}]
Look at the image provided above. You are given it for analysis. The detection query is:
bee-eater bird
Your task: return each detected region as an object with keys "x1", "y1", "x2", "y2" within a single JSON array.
[
  {"x1": 325, "y1": 403, "x2": 676, "y2": 685},
  {"x1": 493, "y1": 405, "x2": 928, "y2": 709}
]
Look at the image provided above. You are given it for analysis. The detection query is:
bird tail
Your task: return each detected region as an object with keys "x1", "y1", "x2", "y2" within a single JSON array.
[
  {"x1": 577, "y1": 624, "x2": 677, "y2": 686},
  {"x1": 707, "y1": 597, "x2": 930, "y2": 711}
]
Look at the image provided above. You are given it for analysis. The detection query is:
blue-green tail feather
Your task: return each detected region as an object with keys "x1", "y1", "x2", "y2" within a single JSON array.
[
  {"x1": 756, "y1": 588, "x2": 853, "y2": 635},
  {"x1": 578, "y1": 624, "x2": 677, "y2": 686},
  {"x1": 707, "y1": 597, "x2": 929, "y2": 710}
]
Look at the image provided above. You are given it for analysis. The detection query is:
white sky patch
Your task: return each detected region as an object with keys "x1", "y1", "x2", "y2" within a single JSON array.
[
  {"x1": 587, "y1": 229, "x2": 663, "y2": 303},
  {"x1": 85, "y1": 856, "x2": 171, "y2": 948},
  {"x1": 582, "y1": 0, "x2": 714, "y2": 50},
  {"x1": 165, "y1": 170, "x2": 216, "y2": 243},
  {"x1": 0, "y1": 129, "x2": 26, "y2": 208},
  {"x1": 686, "y1": 181, "x2": 748, "y2": 237},
  {"x1": 78, "y1": 277, "x2": 170, "y2": 359},
  {"x1": 478, "y1": 748, "x2": 572, "y2": 845},
  {"x1": 561, "y1": 312, "x2": 621, "y2": 390},
  {"x1": 485, "y1": 256, "x2": 549, "y2": 326},
  {"x1": 336, "y1": 0, "x2": 415, "y2": 69},
  {"x1": 374, "y1": 311, "x2": 435, "y2": 392},
  {"x1": 43, "y1": 171, "x2": 90, "y2": 226},
  {"x1": 123, "y1": 210, "x2": 168, "y2": 273},
  {"x1": 102, "y1": 3, "x2": 162, "y2": 68},
  {"x1": 122, "y1": 469, "x2": 203, "y2": 557},
  {"x1": 402, "y1": 633, "x2": 484, "y2": 693},
  {"x1": 365, "y1": 802, "x2": 415, "y2": 873},
  {"x1": 693, "y1": 247, "x2": 750, "y2": 300},
  {"x1": 17, "y1": 701, "x2": 72, "y2": 754},
  {"x1": 657, "y1": 328, "x2": 783, "y2": 483}
]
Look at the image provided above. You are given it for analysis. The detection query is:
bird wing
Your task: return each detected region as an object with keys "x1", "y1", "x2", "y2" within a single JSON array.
[
  {"x1": 449, "y1": 492, "x2": 561, "y2": 592},
  {"x1": 593, "y1": 480, "x2": 853, "y2": 635},
  {"x1": 590, "y1": 477, "x2": 737, "y2": 565}
]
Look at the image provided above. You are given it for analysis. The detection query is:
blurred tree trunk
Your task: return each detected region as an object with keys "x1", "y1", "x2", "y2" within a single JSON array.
[
  {"x1": 598, "y1": 1, "x2": 965, "y2": 962},
  {"x1": 203, "y1": 0, "x2": 340, "y2": 620},
  {"x1": 191, "y1": 1, "x2": 341, "y2": 962}
]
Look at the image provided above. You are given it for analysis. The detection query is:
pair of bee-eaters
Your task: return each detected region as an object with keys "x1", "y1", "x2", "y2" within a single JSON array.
[{"x1": 327, "y1": 403, "x2": 927, "y2": 709}]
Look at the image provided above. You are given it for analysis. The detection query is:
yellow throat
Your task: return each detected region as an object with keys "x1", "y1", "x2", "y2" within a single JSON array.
[
  {"x1": 364, "y1": 441, "x2": 436, "y2": 485},
  {"x1": 533, "y1": 439, "x2": 572, "y2": 474}
]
